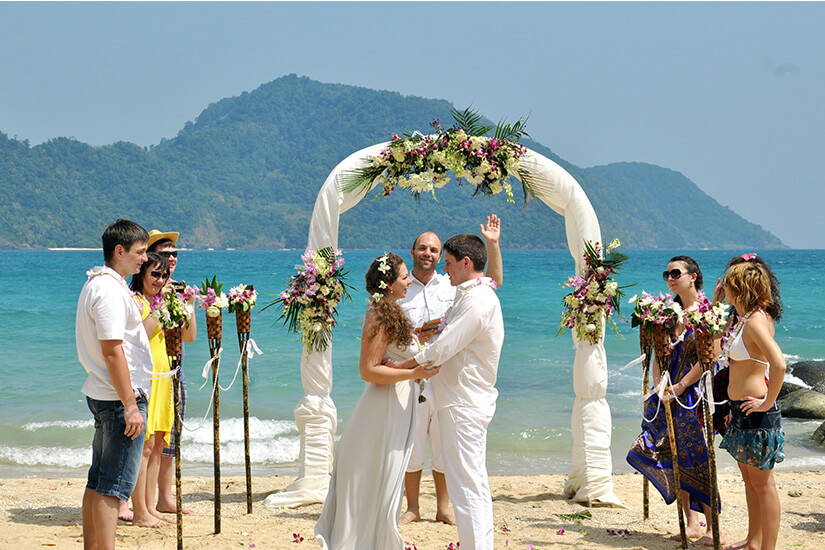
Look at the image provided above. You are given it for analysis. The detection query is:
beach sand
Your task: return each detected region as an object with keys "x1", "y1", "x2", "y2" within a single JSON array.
[{"x1": 2, "y1": 471, "x2": 824, "y2": 549}]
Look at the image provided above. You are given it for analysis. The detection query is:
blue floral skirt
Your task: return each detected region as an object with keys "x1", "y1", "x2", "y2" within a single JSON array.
[{"x1": 720, "y1": 400, "x2": 785, "y2": 470}]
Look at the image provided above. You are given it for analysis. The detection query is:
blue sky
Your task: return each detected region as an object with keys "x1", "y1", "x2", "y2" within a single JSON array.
[{"x1": 2, "y1": 2, "x2": 823, "y2": 248}]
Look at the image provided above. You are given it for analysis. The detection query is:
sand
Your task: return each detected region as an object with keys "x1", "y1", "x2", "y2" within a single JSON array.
[{"x1": 2, "y1": 471, "x2": 824, "y2": 549}]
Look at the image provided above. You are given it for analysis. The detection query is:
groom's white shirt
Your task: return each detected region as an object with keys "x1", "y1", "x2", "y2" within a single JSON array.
[{"x1": 413, "y1": 277, "x2": 504, "y2": 417}]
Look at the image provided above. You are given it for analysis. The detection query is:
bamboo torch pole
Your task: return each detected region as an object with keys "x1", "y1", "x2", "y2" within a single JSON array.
[
  {"x1": 206, "y1": 310, "x2": 223, "y2": 534},
  {"x1": 165, "y1": 325, "x2": 184, "y2": 550},
  {"x1": 236, "y1": 306, "x2": 253, "y2": 513},
  {"x1": 654, "y1": 324, "x2": 687, "y2": 549},
  {"x1": 697, "y1": 332, "x2": 721, "y2": 550},
  {"x1": 640, "y1": 326, "x2": 652, "y2": 521}
]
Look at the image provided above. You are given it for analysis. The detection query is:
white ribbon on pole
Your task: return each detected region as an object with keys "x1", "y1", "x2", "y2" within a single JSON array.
[
  {"x1": 144, "y1": 364, "x2": 180, "y2": 380},
  {"x1": 702, "y1": 370, "x2": 717, "y2": 414},
  {"x1": 620, "y1": 353, "x2": 646, "y2": 372},
  {"x1": 219, "y1": 338, "x2": 263, "y2": 392},
  {"x1": 199, "y1": 347, "x2": 224, "y2": 389}
]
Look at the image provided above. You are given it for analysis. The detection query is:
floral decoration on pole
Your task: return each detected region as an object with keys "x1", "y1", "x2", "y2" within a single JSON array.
[
  {"x1": 558, "y1": 238, "x2": 627, "y2": 345},
  {"x1": 342, "y1": 107, "x2": 534, "y2": 203},
  {"x1": 228, "y1": 284, "x2": 257, "y2": 334},
  {"x1": 150, "y1": 286, "x2": 194, "y2": 548},
  {"x1": 680, "y1": 290, "x2": 729, "y2": 549},
  {"x1": 197, "y1": 275, "x2": 228, "y2": 535},
  {"x1": 268, "y1": 247, "x2": 351, "y2": 353},
  {"x1": 198, "y1": 275, "x2": 229, "y2": 340},
  {"x1": 630, "y1": 291, "x2": 683, "y2": 353},
  {"x1": 628, "y1": 290, "x2": 682, "y2": 521},
  {"x1": 228, "y1": 283, "x2": 258, "y2": 515}
]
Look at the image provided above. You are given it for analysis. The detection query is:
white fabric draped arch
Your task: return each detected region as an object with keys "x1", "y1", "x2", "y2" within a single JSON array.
[{"x1": 264, "y1": 142, "x2": 624, "y2": 508}]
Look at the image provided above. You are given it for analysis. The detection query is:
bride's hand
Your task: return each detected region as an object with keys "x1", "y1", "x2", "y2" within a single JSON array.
[{"x1": 412, "y1": 363, "x2": 439, "y2": 380}]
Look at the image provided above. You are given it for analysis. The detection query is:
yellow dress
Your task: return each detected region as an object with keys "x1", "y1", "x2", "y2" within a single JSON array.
[{"x1": 138, "y1": 295, "x2": 173, "y2": 446}]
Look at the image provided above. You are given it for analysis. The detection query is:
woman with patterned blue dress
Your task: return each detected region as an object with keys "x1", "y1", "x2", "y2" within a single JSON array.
[{"x1": 627, "y1": 256, "x2": 722, "y2": 546}]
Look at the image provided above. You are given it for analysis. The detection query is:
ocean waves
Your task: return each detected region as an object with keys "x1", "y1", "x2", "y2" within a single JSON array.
[{"x1": 0, "y1": 417, "x2": 301, "y2": 470}]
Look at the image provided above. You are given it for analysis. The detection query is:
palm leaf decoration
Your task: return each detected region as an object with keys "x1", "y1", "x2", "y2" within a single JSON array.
[{"x1": 450, "y1": 106, "x2": 493, "y2": 136}]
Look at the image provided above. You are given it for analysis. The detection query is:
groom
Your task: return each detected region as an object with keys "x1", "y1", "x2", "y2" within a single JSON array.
[{"x1": 393, "y1": 233, "x2": 504, "y2": 550}]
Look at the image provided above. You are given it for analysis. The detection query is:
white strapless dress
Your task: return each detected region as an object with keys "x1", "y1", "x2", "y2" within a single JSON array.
[{"x1": 315, "y1": 340, "x2": 419, "y2": 550}]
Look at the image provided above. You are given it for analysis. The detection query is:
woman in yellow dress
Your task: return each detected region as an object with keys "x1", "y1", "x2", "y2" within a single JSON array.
[{"x1": 126, "y1": 252, "x2": 196, "y2": 527}]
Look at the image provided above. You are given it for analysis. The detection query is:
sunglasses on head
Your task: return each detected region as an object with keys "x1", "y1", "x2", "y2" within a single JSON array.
[
  {"x1": 662, "y1": 269, "x2": 688, "y2": 281},
  {"x1": 149, "y1": 270, "x2": 169, "y2": 280},
  {"x1": 159, "y1": 250, "x2": 178, "y2": 258}
]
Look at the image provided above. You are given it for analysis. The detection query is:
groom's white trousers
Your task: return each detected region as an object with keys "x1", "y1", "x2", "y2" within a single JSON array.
[{"x1": 437, "y1": 405, "x2": 494, "y2": 550}]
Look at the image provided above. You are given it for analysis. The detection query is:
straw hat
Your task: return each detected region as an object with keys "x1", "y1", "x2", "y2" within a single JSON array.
[{"x1": 147, "y1": 229, "x2": 179, "y2": 249}]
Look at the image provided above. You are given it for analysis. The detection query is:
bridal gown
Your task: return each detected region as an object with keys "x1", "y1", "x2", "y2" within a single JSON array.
[{"x1": 315, "y1": 340, "x2": 419, "y2": 550}]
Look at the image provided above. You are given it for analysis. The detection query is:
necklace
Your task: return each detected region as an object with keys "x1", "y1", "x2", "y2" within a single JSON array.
[{"x1": 437, "y1": 277, "x2": 498, "y2": 331}]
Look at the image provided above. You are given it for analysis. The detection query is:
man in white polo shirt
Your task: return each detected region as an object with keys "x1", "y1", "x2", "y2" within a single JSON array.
[
  {"x1": 392, "y1": 233, "x2": 504, "y2": 550},
  {"x1": 397, "y1": 215, "x2": 502, "y2": 527},
  {"x1": 77, "y1": 219, "x2": 153, "y2": 550}
]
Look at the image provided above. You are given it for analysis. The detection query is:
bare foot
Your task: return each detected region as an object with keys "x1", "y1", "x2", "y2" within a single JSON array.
[
  {"x1": 723, "y1": 539, "x2": 751, "y2": 550},
  {"x1": 156, "y1": 502, "x2": 193, "y2": 515},
  {"x1": 132, "y1": 514, "x2": 170, "y2": 528},
  {"x1": 150, "y1": 508, "x2": 176, "y2": 524},
  {"x1": 695, "y1": 532, "x2": 726, "y2": 547},
  {"x1": 669, "y1": 525, "x2": 705, "y2": 542},
  {"x1": 399, "y1": 510, "x2": 420, "y2": 525},
  {"x1": 118, "y1": 503, "x2": 134, "y2": 522},
  {"x1": 435, "y1": 511, "x2": 456, "y2": 526}
]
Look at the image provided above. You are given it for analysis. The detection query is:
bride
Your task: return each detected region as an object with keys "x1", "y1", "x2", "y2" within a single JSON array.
[{"x1": 315, "y1": 253, "x2": 440, "y2": 550}]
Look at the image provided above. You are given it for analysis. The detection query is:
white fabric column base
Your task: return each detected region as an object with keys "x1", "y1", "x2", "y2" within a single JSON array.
[
  {"x1": 438, "y1": 406, "x2": 494, "y2": 550},
  {"x1": 264, "y1": 394, "x2": 337, "y2": 508},
  {"x1": 563, "y1": 339, "x2": 625, "y2": 508}
]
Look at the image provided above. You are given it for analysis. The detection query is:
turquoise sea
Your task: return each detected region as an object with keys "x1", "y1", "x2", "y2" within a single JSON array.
[{"x1": 1, "y1": 249, "x2": 823, "y2": 479}]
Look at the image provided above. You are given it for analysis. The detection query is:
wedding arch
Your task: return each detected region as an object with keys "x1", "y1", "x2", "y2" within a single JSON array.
[{"x1": 264, "y1": 140, "x2": 624, "y2": 509}]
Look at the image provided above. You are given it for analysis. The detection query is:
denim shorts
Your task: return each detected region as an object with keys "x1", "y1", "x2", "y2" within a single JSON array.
[
  {"x1": 720, "y1": 400, "x2": 785, "y2": 470},
  {"x1": 86, "y1": 395, "x2": 148, "y2": 501}
]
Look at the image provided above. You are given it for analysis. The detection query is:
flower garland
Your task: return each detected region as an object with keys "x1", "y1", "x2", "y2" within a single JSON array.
[
  {"x1": 342, "y1": 107, "x2": 534, "y2": 203},
  {"x1": 227, "y1": 284, "x2": 258, "y2": 313},
  {"x1": 269, "y1": 247, "x2": 352, "y2": 353},
  {"x1": 558, "y1": 238, "x2": 627, "y2": 345}
]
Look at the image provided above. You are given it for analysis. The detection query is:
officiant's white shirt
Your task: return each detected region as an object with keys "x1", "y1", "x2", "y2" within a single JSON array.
[
  {"x1": 398, "y1": 272, "x2": 455, "y2": 327},
  {"x1": 413, "y1": 277, "x2": 504, "y2": 417}
]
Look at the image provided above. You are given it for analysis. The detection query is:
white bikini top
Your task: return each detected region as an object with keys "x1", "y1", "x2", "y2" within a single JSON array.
[{"x1": 726, "y1": 309, "x2": 770, "y2": 373}]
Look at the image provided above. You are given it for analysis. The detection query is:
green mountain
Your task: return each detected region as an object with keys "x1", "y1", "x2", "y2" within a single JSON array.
[{"x1": 0, "y1": 74, "x2": 783, "y2": 250}]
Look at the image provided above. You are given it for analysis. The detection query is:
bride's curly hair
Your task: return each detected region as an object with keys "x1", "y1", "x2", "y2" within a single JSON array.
[{"x1": 365, "y1": 253, "x2": 412, "y2": 346}]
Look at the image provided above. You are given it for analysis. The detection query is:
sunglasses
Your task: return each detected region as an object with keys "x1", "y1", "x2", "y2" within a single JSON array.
[
  {"x1": 662, "y1": 269, "x2": 688, "y2": 281},
  {"x1": 149, "y1": 270, "x2": 170, "y2": 280},
  {"x1": 159, "y1": 250, "x2": 178, "y2": 258}
]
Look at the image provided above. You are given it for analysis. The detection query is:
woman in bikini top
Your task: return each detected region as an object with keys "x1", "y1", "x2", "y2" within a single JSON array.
[
  {"x1": 717, "y1": 254, "x2": 786, "y2": 550},
  {"x1": 726, "y1": 308, "x2": 772, "y2": 399}
]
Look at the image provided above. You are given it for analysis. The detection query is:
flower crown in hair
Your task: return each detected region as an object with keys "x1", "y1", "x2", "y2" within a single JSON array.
[
  {"x1": 741, "y1": 253, "x2": 757, "y2": 261},
  {"x1": 368, "y1": 254, "x2": 391, "y2": 305}
]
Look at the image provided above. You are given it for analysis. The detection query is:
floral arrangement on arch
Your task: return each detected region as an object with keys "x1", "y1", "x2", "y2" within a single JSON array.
[
  {"x1": 197, "y1": 275, "x2": 229, "y2": 318},
  {"x1": 341, "y1": 107, "x2": 535, "y2": 203},
  {"x1": 228, "y1": 284, "x2": 257, "y2": 313},
  {"x1": 268, "y1": 247, "x2": 352, "y2": 353},
  {"x1": 151, "y1": 287, "x2": 196, "y2": 330},
  {"x1": 682, "y1": 291, "x2": 730, "y2": 336},
  {"x1": 629, "y1": 291, "x2": 683, "y2": 332},
  {"x1": 558, "y1": 238, "x2": 627, "y2": 345}
]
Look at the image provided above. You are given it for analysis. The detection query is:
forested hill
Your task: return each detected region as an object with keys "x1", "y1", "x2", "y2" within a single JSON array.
[{"x1": 0, "y1": 74, "x2": 783, "y2": 249}]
